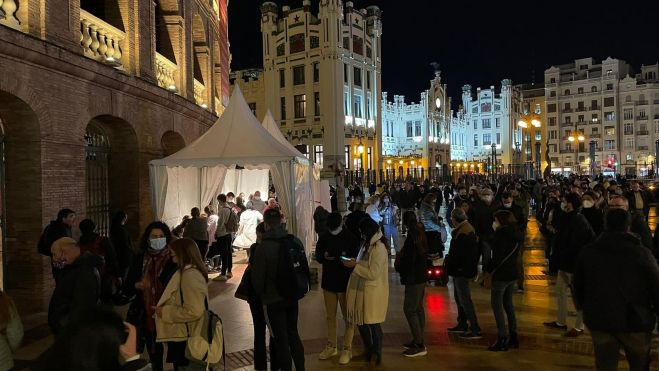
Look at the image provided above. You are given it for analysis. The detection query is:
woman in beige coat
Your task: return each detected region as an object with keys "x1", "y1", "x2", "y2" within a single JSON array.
[
  {"x1": 344, "y1": 218, "x2": 389, "y2": 369},
  {"x1": 155, "y1": 238, "x2": 209, "y2": 371}
]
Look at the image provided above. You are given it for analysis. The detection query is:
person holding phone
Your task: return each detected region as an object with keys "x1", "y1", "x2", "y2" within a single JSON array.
[{"x1": 315, "y1": 213, "x2": 359, "y2": 365}]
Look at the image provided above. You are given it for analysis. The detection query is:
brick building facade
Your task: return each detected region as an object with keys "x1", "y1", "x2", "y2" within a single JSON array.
[{"x1": 0, "y1": 0, "x2": 229, "y2": 313}]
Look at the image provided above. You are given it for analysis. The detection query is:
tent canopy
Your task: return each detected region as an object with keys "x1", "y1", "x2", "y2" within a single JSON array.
[{"x1": 149, "y1": 87, "x2": 313, "y2": 254}]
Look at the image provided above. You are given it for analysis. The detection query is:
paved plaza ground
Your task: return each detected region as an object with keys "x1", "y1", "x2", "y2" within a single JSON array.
[{"x1": 13, "y1": 211, "x2": 659, "y2": 370}]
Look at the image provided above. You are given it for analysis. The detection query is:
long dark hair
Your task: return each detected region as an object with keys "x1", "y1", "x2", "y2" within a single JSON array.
[
  {"x1": 110, "y1": 211, "x2": 127, "y2": 232},
  {"x1": 402, "y1": 211, "x2": 427, "y2": 255},
  {"x1": 169, "y1": 238, "x2": 209, "y2": 281},
  {"x1": 358, "y1": 217, "x2": 386, "y2": 249},
  {"x1": 139, "y1": 221, "x2": 173, "y2": 252},
  {"x1": 41, "y1": 307, "x2": 126, "y2": 371}
]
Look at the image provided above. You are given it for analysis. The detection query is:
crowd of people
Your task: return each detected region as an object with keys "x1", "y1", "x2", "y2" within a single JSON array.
[
  {"x1": 0, "y1": 172, "x2": 658, "y2": 370},
  {"x1": 314, "y1": 174, "x2": 659, "y2": 370}
]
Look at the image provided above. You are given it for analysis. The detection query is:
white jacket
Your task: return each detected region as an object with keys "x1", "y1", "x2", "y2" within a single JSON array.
[{"x1": 232, "y1": 210, "x2": 263, "y2": 249}]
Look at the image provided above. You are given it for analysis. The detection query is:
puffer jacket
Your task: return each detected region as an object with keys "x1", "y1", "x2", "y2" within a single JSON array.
[{"x1": 155, "y1": 266, "x2": 207, "y2": 343}]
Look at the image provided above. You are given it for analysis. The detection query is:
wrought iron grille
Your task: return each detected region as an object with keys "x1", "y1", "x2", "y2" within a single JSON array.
[{"x1": 85, "y1": 125, "x2": 110, "y2": 236}]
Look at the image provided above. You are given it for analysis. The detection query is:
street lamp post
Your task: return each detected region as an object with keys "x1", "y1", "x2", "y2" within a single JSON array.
[
  {"x1": 517, "y1": 114, "x2": 542, "y2": 180},
  {"x1": 567, "y1": 122, "x2": 585, "y2": 175},
  {"x1": 357, "y1": 136, "x2": 364, "y2": 186}
]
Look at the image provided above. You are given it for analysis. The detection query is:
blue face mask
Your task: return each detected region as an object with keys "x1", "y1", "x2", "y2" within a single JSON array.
[{"x1": 149, "y1": 237, "x2": 167, "y2": 251}]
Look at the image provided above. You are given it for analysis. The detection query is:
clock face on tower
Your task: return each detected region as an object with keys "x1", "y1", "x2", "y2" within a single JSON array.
[{"x1": 435, "y1": 97, "x2": 441, "y2": 109}]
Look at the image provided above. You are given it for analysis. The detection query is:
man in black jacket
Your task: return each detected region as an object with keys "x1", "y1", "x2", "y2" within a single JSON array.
[
  {"x1": 608, "y1": 195, "x2": 654, "y2": 254},
  {"x1": 48, "y1": 237, "x2": 102, "y2": 335},
  {"x1": 543, "y1": 193, "x2": 595, "y2": 337},
  {"x1": 574, "y1": 209, "x2": 659, "y2": 371},
  {"x1": 39, "y1": 209, "x2": 76, "y2": 281},
  {"x1": 445, "y1": 208, "x2": 481, "y2": 339},
  {"x1": 468, "y1": 187, "x2": 499, "y2": 267},
  {"x1": 315, "y1": 213, "x2": 359, "y2": 364}
]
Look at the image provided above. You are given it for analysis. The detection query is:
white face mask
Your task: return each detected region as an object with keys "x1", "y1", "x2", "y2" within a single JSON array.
[
  {"x1": 149, "y1": 237, "x2": 167, "y2": 251},
  {"x1": 582, "y1": 200, "x2": 594, "y2": 209},
  {"x1": 503, "y1": 202, "x2": 512, "y2": 208},
  {"x1": 482, "y1": 195, "x2": 493, "y2": 203},
  {"x1": 560, "y1": 202, "x2": 569, "y2": 212}
]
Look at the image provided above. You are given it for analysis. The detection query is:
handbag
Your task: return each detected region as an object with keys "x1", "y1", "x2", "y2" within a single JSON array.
[
  {"x1": 234, "y1": 266, "x2": 253, "y2": 301},
  {"x1": 483, "y1": 243, "x2": 519, "y2": 290}
]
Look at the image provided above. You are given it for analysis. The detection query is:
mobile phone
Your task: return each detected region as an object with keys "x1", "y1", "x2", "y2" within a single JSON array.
[{"x1": 340, "y1": 256, "x2": 352, "y2": 261}]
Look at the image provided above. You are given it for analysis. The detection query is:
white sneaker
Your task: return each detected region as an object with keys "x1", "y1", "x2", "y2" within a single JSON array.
[
  {"x1": 318, "y1": 345, "x2": 337, "y2": 360},
  {"x1": 338, "y1": 349, "x2": 352, "y2": 364},
  {"x1": 213, "y1": 275, "x2": 228, "y2": 282}
]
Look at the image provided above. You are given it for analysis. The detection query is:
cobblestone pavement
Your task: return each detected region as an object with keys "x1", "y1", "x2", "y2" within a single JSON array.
[{"x1": 14, "y1": 210, "x2": 659, "y2": 370}]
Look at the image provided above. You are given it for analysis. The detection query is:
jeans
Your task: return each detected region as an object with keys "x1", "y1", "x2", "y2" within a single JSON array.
[
  {"x1": 556, "y1": 270, "x2": 583, "y2": 329},
  {"x1": 590, "y1": 331, "x2": 651, "y2": 371},
  {"x1": 322, "y1": 290, "x2": 355, "y2": 350},
  {"x1": 249, "y1": 299, "x2": 277, "y2": 370},
  {"x1": 382, "y1": 224, "x2": 400, "y2": 253},
  {"x1": 217, "y1": 234, "x2": 233, "y2": 275},
  {"x1": 490, "y1": 280, "x2": 517, "y2": 337},
  {"x1": 452, "y1": 276, "x2": 480, "y2": 334},
  {"x1": 403, "y1": 283, "x2": 426, "y2": 345},
  {"x1": 266, "y1": 300, "x2": 305, "y2": 371},
  {"x1": 357, "y1": 323, "x2": 383, "y2": 360}
]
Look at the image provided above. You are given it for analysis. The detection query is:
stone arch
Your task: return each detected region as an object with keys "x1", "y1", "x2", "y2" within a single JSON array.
[
  {"x1": 85, "y1": 115, "x2": 140, "y2": 239},
  {"x1": 0, "y1": 91, "x2": 43, "y2": 312},
  {"x1": 155, "y1": 0, "x2": 177, "y2": 62},
  {"x1": 192, "y1": 14, "x2": 209, "y2": 85},
  {"x1": 161, "y1": 130, "x2": 186, "y2": 156},
  {"x1": 80, "y1": 0, "x2": 125, "y2": 31}
]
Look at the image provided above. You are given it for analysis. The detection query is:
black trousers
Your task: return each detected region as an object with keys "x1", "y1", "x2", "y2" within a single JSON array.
[
  {"x1": 358, "y1": 323, "x2": 383, "y2": 361},
  {"x1": 216, "y1": 234, "x2": 232, "y2": 275},
  {"x1": 193, "y1": 239, "x2": 209, "y2": 260},
  {"x1": 249, "y1": 298, "x2": 278, "y2": 370},
  {"x1": 266, "y1": 300, "x2": 305, "y2": 371}
]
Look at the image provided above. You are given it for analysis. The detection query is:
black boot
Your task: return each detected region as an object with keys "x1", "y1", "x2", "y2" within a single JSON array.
[
  {"x1": 508, "y1": 332, "x2": 519, "y2": 349},
  {"x1": 488, "y1": 337, "x2": 509, "y2": 352}
]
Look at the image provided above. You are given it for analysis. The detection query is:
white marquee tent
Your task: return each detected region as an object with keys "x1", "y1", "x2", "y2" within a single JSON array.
[
  {"x1": 149, "y1": 87, "x2": 314, "y2": 254},
  {"x1": 261, "y1": 110, "x2": 331, "y2": 214}
]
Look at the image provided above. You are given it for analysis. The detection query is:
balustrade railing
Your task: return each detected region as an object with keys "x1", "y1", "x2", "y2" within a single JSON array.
[
  {"x1": 155, "y1": 53, "x2": 178, "y2": 91},
  {"x1": 0, "y1": 0, "x2": 21, "y2": 30},
  {"x1": 80, "y1": 10, "x2": 125, "y2": 68},
  {"x1": 194, "y1": 79, "x2": 207, "y2": 108}
]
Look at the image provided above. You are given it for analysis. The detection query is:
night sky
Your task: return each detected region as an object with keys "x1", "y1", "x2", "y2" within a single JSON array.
[{"x1": 229, "y1": 1, "x2": 659, "y2": 110}]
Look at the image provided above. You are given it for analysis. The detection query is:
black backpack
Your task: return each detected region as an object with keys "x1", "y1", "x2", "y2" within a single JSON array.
[
  {"x1": 275, "y1": 235, "x2": 310, "y2": 301},
  {"x1": 37, "y1": 225, "x2": 52, "y2": 256}
]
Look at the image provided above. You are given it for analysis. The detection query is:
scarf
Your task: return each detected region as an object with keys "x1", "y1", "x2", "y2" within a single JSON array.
[
  {"x1": 142, "y1": 248, "x2": 171, "y2": 333},
  {"x1": 346, "y1": 233, "x2": 381, "y2": 326}
]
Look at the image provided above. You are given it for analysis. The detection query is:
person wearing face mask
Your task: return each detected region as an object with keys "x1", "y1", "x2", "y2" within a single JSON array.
[
  {"x1": 123, "y1": 221, "x2": 177, "y2": 371},
  {"x1": 486, "y1": 210, "x2": 522, "y2": 351},
  {"x1": 315, "y1": 213, "x2": 359, "y2": 364},
  {"x1": 468, "y1": 188, "x2": 498, "y2": 268},
  {"x1": 446, "y1": 186, "x2": 468, "y2": 228},
  {"x1": 379, "y1": 194, "x2": 400, "y2": 254},
  {"x1": 580, "y1": 191, "x2": 604, "y2": 236},
  {"x1": 543, "y1": 193, "x2": 594, "y2": 338}
]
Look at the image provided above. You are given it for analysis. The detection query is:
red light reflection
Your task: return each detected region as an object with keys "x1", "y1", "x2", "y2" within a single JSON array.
[{"x1": 425, "y1": 290, "x2": 445, "y2": 315}]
